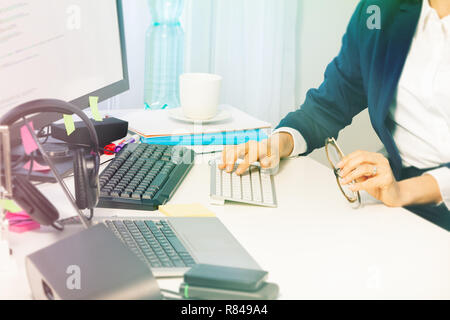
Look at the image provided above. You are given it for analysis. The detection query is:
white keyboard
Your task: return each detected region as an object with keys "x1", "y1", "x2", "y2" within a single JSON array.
[{"x1": 209, "y1": 160, "x2": 277, "y2": 207}]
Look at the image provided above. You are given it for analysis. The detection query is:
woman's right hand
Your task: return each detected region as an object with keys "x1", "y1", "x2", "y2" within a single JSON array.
[{"x1": 218, "y1": 132, "x2": 295, "y2": 175}]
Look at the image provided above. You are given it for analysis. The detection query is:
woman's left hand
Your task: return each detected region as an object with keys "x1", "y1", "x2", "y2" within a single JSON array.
[{"x1": 337, "y1": 150, "x2": 404, "y2": 207}]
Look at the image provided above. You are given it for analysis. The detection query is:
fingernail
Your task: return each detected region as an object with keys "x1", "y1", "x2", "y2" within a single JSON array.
[{"x1": 336, "y1": 161, "x2": 343, "y2": 168}]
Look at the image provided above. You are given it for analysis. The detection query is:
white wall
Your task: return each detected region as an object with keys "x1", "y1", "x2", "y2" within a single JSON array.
[{"x1": 297, "y1": 0, "x2": 382, "y2": 164}]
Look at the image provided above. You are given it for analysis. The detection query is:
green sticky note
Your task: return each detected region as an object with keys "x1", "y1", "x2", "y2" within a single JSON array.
[
  {"x1": 89, "y1": 96, "x2": 102, "y2": 122},
  {"x1": 0, "y1": 199, "x2": 22, "y2": 213},
  {"x1": 63, "y1": 114, "x2": 75, "y2": 136}
]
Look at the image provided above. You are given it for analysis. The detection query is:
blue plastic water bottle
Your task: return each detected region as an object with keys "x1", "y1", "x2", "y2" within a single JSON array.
[{"x1": 144, "y1": 0, "x2": 185, "y2": 110}]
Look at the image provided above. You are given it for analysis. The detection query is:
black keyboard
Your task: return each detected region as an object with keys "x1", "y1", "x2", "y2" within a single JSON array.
[
  {"x1": 97, "y1": 143, "x2": 195, "y2": 210},
  {"x1": 104, "y1": 219, "x2": 196, "y2": 269}
]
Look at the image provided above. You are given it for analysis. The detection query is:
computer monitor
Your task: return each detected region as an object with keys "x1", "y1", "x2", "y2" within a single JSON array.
[{"x1": 0, "y1": 0, "x2": 129, "y2": 144}]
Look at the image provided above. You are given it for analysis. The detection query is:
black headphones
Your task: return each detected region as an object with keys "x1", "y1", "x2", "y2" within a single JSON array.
[{"x1": 0, "y1": 99, "x2": 100, "y2": 229}]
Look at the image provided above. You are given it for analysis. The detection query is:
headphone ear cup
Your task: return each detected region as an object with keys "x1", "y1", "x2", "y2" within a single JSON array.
[
  {"x1": 90, "y1": 152, "x2": 100, "y2": 207},
  {"x1": 74, "y1": 148, "x2": 89, "y2": 210},
  {"x1": 12, "y1": 175, "x2": 59, "y2": 226},
  {"x1": 73, "y1": 148, "x2": 99, "y2": 210}
]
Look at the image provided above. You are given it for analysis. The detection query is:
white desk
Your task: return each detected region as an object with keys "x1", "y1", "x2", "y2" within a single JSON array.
[{"x1": 1, "y1": 156, "x2": 449, "y2": 299}]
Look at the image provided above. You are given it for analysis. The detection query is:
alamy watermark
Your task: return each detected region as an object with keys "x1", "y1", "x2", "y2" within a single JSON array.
[
  {"x1": 367, "y1": 5, "x2": 381, "y2": 30},
  {"x1": 66, "y1": 264, "x2": 81, "y2": 290},
  {"x1": 66, "y1": 5, "x2": 81, "y2": 30},
  {"x1": 366, "y1": 265, "x2": 382, "y2": 290}
]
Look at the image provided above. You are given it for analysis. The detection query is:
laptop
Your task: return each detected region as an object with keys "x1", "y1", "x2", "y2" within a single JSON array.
[{"x1": 95, "y1": 216, "x2": 261, "y2": 278}]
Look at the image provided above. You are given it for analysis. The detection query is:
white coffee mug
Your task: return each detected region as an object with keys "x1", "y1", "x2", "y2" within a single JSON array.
[{"x1": 179, "y1": 73, "x2": 222, "y2": 120}]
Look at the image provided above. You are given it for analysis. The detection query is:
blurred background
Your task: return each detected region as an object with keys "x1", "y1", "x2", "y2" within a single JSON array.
[{"x1": 100, "y1": 0, "x2": 382, "y2": 164}]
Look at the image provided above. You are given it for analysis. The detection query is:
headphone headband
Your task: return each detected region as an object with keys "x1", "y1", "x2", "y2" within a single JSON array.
[{"x1": 0, "y1": 99, "x2": 99, "y2": 153}]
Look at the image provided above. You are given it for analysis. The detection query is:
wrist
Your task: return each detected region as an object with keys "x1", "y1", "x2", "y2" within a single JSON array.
[
  {"x1": 273, "y1": 132, "x2": 294, "y2": 158},
  {"x1": 396, "y1": 180, "x2": 412, "y2": 207},
  {"x1": 396, "y1": 175, "x2": 443, "y2": 207}
]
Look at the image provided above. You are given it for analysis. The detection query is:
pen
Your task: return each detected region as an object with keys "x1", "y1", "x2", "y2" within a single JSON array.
[{"x1": 114, "y1": 135, "x2": 141, "y2": 153}]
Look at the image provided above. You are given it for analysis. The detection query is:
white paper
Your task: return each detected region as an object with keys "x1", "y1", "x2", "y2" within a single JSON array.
[{"x1": 120, "y1": 105, "x2": 272, "y2": 138}]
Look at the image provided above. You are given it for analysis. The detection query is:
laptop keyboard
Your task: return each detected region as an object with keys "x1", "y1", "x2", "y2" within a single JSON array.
[{"x1": 104, "y1": 219, "x2": 196, "y2": 269}]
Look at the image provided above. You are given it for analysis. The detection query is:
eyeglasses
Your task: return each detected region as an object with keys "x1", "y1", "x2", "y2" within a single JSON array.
[{"x1": 325, "y1": 138, "x2": 361, "y2": 207}]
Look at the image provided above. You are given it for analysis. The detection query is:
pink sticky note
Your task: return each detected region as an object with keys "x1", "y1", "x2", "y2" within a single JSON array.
[
  {"x1": 23, "y1": 160, "x2": 50, "y2": 172},
  {"x1": 20, "y1": 121, "x2": 38, "y2": 155},
  {"x1": 5, "y1": 210, "x2": 30, "y2": 219},
  {"x1": 5, "y1": 211, "x2": 30, "y2": 219},
  {"x1": 6, "y1": 216, "x2": 29, "y2": 223},
  {"x1": 9, "y1": 220, "x2": 40, "y2": 233}
]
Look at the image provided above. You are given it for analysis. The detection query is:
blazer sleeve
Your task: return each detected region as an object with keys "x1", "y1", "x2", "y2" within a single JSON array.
[{"x1": 276, "y1": 0, "x2": 368, "y2": 155}]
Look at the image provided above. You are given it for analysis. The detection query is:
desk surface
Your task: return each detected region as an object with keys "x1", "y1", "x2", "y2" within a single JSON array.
[{"x1": 1, "y1": 155, "x2": 449, "y2": 299}]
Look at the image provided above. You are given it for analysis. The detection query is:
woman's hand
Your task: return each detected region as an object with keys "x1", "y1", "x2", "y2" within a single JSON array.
[
  {"x1": 219, "y1": 132, "x2": 294, "y2": 175},
  {"x1": 337, "y1": 150, "x2": 404, "y2": 207}
]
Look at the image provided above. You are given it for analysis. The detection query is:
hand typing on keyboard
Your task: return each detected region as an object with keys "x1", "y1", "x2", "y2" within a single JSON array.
[{"x1": 218, "y1": 132, "x2": 294, "y2": 175}]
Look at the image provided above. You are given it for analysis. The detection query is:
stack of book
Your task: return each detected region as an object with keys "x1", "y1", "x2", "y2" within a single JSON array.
[{"x1": 120, "y1": 106, "x2": 271, "y2": 147}]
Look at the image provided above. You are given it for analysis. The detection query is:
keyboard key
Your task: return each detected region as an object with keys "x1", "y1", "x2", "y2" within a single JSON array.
[
  {"x1": 142, "y1": 192, "x2": 154, "y2": 200},
  {"x1": 215, "y1": 167, "x2": 222, "y2": 196},
  {"x1": 241, "y1": 172, "x2": 252, "y2": 201},
  {"x1": 151, "y1": 173, "x2": 169, "y2": 189},
  {"x1": 131, "y1": 192, "x2": 142, "y2": 200},
  {"x1": 250, "y1": 167, "x2": 262, "y2": 202},
  {"x1": 231, "y1": 172, "x2": 242, "y2": 199},
  {"x1": 260, "y1": 172, "x2": 274, "y2": 204},
  {"x1": 145, "y1": 220, "x2": 158, "y2": 231},
  {"x1": 166, "y1": 236, "x2": 188, "y2": 253},
  {"x1": 151, "y1": 261, "x2": 162, "y2": 268},
  {"x1": 161, "y1": 229, "x2": 175, "y2": 237},
  {"x1": 162, "y1": 261, "x2": 174, "y2": 268},
  {"x1": 154, "y1": 249, "x2": 166, "y2": 256},
  {"x1": 110, "y1": 190, "x2": 121, "y2": 197},
  {"x1": 166, "y1": 251, "x2": 178, "y2": 257},
  {"x1": 100, "y1": 189, "x2": 111, "y2": 197},
  {"x1": 222, "y1": 171, "x2": 232, "y2": 198},
  {"x1": 172, "y1": 260, "x2": 186, "y2": 268},
  {"x1": 120, "y1": 191, "x2": 131, "y2": 198},
  {"x1": 178, "y1": 252, "x2": 191, "y2": 258}
]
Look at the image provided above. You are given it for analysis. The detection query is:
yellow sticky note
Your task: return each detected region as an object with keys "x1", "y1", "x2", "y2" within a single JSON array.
[
  {"x1": 63, "y1": 114, "x2": 75, "y2": 136},
  {"x1": 158, "y1": 203, "x2": 216, "y2": 218},
  {"x1": 89, "y1": 96, "x2": 102, "y2": 122},
  {"x1": 0, "y1": 199, "x2": 22, "y2": 213}
]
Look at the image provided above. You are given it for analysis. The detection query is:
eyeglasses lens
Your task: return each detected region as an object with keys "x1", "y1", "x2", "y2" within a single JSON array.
[{"x1": 327, "y1": 142, "x2": 358, "y2": 202}]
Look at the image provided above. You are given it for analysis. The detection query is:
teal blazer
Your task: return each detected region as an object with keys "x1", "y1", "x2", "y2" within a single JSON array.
[{"x1": 277, "y1": 0, "x2": 450, "y2": 230}]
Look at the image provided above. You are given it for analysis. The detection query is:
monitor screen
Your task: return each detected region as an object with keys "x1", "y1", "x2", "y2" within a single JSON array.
[{"x1": 0, "y1": 0, "x2": 128, "y2": 117}]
